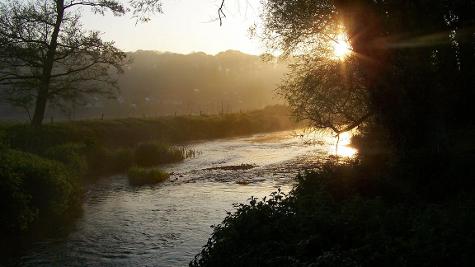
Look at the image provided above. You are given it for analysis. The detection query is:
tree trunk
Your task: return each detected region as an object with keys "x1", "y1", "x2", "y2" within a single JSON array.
[
  {"x1": 31, "y1": 85, "x2": 49, "y2": 126},
  {"x1": 31, "y1": 0, "x2": 64, "y2": 127}
]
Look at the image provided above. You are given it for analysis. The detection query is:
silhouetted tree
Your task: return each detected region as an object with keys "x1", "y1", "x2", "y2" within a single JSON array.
[
  {"x1": 0, "y1": 0, "x2": 162, "y2": 126},
  {"x1": 261, "y1": 1, "x2": 372, "y2": 136},
  {"x1": 262, "y1": 0, "x2": 475, "y2": 152},
  {"x1": 278, "y1": 52, "x2": 370, "y2": 135}
]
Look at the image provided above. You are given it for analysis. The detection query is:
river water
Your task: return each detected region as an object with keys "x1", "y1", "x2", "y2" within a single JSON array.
[{"x1": 20, "y1": 129, "x2": 355, "y2": 267}]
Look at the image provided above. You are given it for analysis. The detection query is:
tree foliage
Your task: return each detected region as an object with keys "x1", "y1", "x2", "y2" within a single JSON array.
[
  {"x1": 262, "y1": 0, "x2": 371, "y2": 135},
  {"x1": 279, "y1": 55, "x2": 370, "y2": 134},
  {"x1": 192, "y1": 2, "x2": 475, "y2": 265},
  {"x1": 0, "y1": 0, "x2": 162, "y2": 126},
  {"x1": 263, "y1": 0, "x2": 475, "y2": 149}
]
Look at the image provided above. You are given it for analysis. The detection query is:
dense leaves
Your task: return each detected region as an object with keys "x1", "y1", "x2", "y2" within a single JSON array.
[
  {"x1": 263, "y1": 0, "x2": 475, "y2": 153},
  {"x1": 279, "y1": 56, "x2": 370, "y2": 134},
  {"x1": 193, "y1": 3, "x2": 475, "y2": 260},
  {"x1": 0, "y1": 148, "x2": 81, "y2": 237},
  {"x1": 192, "y1": 165, "x2": 475, "y2": 267}
]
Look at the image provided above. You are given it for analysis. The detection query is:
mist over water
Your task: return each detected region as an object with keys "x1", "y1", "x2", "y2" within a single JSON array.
[{"x1": 21, "y1": 129, "x2": 353, "y2": 266}]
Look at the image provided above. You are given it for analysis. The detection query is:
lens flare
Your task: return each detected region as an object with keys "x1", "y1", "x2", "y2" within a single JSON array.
[{"x1": 333, "y1": 33, "x2": 351, "y2": 60}]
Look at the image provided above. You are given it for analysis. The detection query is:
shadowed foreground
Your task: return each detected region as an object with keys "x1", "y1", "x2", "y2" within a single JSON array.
[{"x1": 0, "y1": 106, "x2": 299, "y2": 264}]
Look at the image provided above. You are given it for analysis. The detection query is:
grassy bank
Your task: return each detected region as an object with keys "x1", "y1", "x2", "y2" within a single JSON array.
[
  {"x1": 2, "y1": 105, "x2": 296, "y2": 153},
  {"x1": 0, "y1": 105, "x2": 299, "y2": 262}
]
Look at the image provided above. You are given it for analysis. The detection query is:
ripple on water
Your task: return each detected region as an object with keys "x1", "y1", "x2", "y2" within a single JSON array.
[{"x1": 20, "y1": 129, "x2": 351, "y2": 267}]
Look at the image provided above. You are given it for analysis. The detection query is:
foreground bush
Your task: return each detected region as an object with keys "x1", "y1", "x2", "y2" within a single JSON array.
[
  {"x1": 191, "y1": 164, "x2": 475, "y2": 267},
  {"x1": 44, "y1": 143, "x2": 88, "y2": 176},
  {"x1": 0, "y1": 149, "x2": 82, "y2": 239},
  {"x1": 127, "y1": 166, "x2": 169, "y2": 186}
]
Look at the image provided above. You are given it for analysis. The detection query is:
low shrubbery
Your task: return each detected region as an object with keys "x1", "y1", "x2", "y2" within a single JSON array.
[
  {"x1": 112, "y1": 148, "x2": 135, "y2": 172},
  {"x1": 127, "y1": 166, "x2": 169, "y2": 186},
  {"x1": 0, "y1": 149, "x2": 82, "y2": 240},
  {"x1": 0, "y1": 106, "x2": 299, "y2": 261},
  {"x1": 0, "y1": 106, "x2": 297, "y2": 178},
  {"x1": 191, "y1": 163, "x2": 475, "y2": 266},
  {"x1": 83, "y1": 143, "x2": 136, "y2": 176},
  {"x1": 44, "y1": 143, "x2": 88, "y2": 176},
  {"x1": 1, "y1": 105, "x2": 296, "y2": 153},
  {"x1": 134, "y1": 142, "x2": 185, "y2": 167},
  {"x1": 41, "y1": 141, "x2": 181, "y2": 178},
  {"x1": 3, "y1": 124, "x2": 89, "y2": 154},
  {"x1": 82, "y1": 142, "x2": 184, "y2": 176}
]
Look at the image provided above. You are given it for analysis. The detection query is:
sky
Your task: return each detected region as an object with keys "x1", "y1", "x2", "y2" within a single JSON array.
[{"x1": 81, "y1": 0, "x2": 265, "y2": 55}]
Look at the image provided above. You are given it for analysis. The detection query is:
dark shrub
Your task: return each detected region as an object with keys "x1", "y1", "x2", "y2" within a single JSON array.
[
  {"x1": 191, "y1": 165, "x2": 475, "y2": 267},
  {"x1": 134, "y1": 142, "x2": 184, "y2": 167},
  {"x1": 84, "y1": 142, "x2": 115, "y2": 176},
  {"x1": 127, "y1": 166, "x2": 169, "y2": 186},
  {"x1": 0, "y1": 127, "x2": 7, "y2": 148},
  {"x1": 0, "y1": 152, "x2": 36, "y2": 235},
  {"x1": 44, "y1": 143, "x2": 88, "y2": 176},
  {"x1": 4, "y1": 124, "x2": 87, "y2": 153},
  {"x1": 110, "y1": 148, "x2": 135, "y2": 173},
  {"x1": 80, "y1": 143, "x2": 135, "y2": 176},
  {"x1": 0, "y1": 149, "x2": 82, "y2": 237}
]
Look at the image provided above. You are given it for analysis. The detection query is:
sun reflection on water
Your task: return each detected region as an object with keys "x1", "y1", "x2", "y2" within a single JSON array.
[
  {"x1": 331, "y1": 132, "x2": 357, "y2": 158},
  {"x1": 289, "y1": 128, "x2": 358, "y2": 158}
]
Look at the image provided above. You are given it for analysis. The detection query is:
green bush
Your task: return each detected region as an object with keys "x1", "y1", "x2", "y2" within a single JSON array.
[
  {"x1": 4, "y1": 124, "x2": 88, "y2": 154},
  {"x1": 0, "y1": 152, "x2": 36, "y2": 235},
  {"x1": 70, "y1": 141, "x2": 136, "y2": 176},
  {"x1": 191, "y1": 165, "x2": 475, "y2": 267},
  {"x1": 44, "y1": 143, "x2": 88, "y2": 176},
  {"x1": 1, "y1": 106, "x2": 297, "y2": 153},
  {"x1": 0, "y1": 149, "x2": 82, "y2": 237},
  {"x1": 127, "y1": 166, "x2": 169, "y2": 186},
  {"x1": 134, "y1": 142, "x2": 184, "y2": 167},
  {"x1": 83, "y1": 142, "x2": 116, "y2": 176},
  {"x1": 110, "y1": 148, "x2": 135, "y2": 173},
  {"x1": 0, "y1": 127, "x2": 7, "y2": 148}
]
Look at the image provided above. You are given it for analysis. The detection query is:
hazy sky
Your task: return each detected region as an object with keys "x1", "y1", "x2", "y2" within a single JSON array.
[{"x1": 82, "y1": 0, "x2": 264, "y2": 55}]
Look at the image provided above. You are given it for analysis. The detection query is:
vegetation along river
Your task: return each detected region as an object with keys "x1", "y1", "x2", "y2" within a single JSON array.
[{"x1": 20, "y1": 129, "x2": 356, "y2": 266}]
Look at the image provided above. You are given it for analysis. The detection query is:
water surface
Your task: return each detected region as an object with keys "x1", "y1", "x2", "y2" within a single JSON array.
[{"x1": 21, "y1": 129, "x2": 354, "y2": 266}]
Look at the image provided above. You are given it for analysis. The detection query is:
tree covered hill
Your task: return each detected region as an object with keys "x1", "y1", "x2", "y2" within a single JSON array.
[{"x1": 0, "y1": 50, "x2": 288, "y2": 121}]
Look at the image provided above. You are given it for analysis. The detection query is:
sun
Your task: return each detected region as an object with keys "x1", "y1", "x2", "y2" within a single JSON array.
[{"x1": 333, "y1": 33, "x2": 351, "y2": 60}]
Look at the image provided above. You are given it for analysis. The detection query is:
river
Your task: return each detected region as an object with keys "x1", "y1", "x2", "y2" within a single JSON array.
[{"x1": 20, "y1": 129, "x2": 355, "y2": 267}]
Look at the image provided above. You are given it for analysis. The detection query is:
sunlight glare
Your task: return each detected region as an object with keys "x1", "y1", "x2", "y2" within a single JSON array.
[
  {"x1": 333, "y1": 33, "x2": 351, "y2": 60},
  {"x1": 333, "y1": 132, "x2": 357, "y2": 158}
]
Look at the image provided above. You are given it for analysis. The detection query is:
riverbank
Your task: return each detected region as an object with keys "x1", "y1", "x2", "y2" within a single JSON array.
[
  {"x1": 191, "y1": 162, "x2": 475, "y2": 266},
  {"x1": 0, "y1": 105, "x2": 300, "y2": 264},
  {"x1": 191, "y1": 127, "x2": 475, "y2": 266},
  {"x1": 16, "y1": 129, "x2": 327, "y2": 266}
]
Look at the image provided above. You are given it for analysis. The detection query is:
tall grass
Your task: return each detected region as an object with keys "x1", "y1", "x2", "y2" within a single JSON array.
[
  {"x1": 127, "y1": 166, "x2": 169, "y2": 186},
  {"x1": 1, "y1": 105, "x2": 297, "y2": 153},
  {"x1": 134, "y1": 142, "x2": 184, "y2": 167},
  {"x1": 0, "y1": 106, "x2": 297, "y2": 177}
]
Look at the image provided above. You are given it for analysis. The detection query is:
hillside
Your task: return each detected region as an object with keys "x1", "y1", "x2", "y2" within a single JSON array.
[{"x1": 0, "y1": 50, "x2": 288, "y2": 121}]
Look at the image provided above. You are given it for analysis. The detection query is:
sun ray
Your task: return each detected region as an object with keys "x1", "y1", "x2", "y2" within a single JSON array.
[{"x1": 333, "y1": 33, "x2": 352, "y2": 60}]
